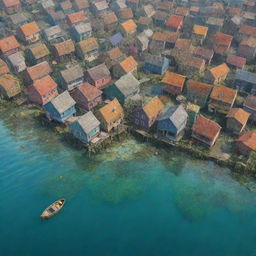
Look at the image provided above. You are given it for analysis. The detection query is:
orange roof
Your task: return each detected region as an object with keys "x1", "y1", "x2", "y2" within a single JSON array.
[
  {"x1": 78, "y1": 38, "x2": 99, "y2": 53},
  {"x1": 210, "y1": 84, "x2": 237, "y2": 105},
  {"x1": 238, "y1": 131, "x2": 256, "y2": 151},
  {"x1": 0, "y1": 59, "x2": 9, "y2": 76},
  {"x1": 32, "y1": 75, "x2": 57, "y2": 96},
  {"x1": 209, "y1": 63, "x2": 230, "y2": 79},
  {"x1": 121, "y1": 19, "x2": 137, "y2": 33},
  {"x1": 162, "y1": 71, "x2": 186, "y2": 88},
  {"x1": 54, "y1": 40, "x2": 75, "y2": 56},
  {"x1": 98, "y1": 98, "x2": 123, "y2": 123},
  {"x1": 119, "y1": 56, "x2": 138, "y2": 73},
  {"x1": 19, "y1": 21, "x2": 40, "y2": 37},
  {"x1": 143, "y1": 96, "x2": 164, "y2": 119},
  {"x1": 193, "y1": 25, "x2": 208, "y2": 36},
  {"x1": 67, "y1": 11, "x2": 86, "y2": 26},
  {"x1": 227, "y1": 108, "x2": 250, "y2": 125},
  {"x1": 0, "y1": 36, "x2": 20, "y2": 53},
  {"x1": 193, "y1": 115, "x2": 221, "y2": 140},
  {"x1": 30, "y1": 44, "x2": 50, "y2": 59},
  {"x1": 166, "y1": 15, "x2": 183, "y2": 29}
]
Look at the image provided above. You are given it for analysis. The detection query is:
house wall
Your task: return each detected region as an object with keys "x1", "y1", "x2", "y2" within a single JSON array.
[{"x1": 226, "y1": 118, "x2": 244, "y2": 135}]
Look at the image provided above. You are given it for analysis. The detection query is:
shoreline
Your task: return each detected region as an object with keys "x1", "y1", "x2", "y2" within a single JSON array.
[{"x1": 1, "y1": 100, "x2": 256, "y2": 191}]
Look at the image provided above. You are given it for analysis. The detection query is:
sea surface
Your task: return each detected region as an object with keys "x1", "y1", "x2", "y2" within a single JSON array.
[{"x1": 1, "y1": 109, "x2": 256, "y2": 256}]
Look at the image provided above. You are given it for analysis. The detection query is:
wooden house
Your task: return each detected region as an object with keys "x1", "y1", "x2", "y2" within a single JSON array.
[
  {"x1": 86, "y1": 64, "x2": 111, "y2": 89},
  {"x1": 47, "y1": 9, "x2": 66, "y2": 25},
  {"x1": 157, "y1": 104, "x2": 188, "y2": 141},
  {"x1": 28, "y1": 75, "x2": 58, "y2": 105},
  {"x1": 8, "y1": 13, "x2": 28, "y2": 28},
  {"x1": 105, "y1": 47, "x2": 126, "y2": 68},
  {"x1": 192, "y1": 115, "x2": 221, "y2": 147},
  {"x1": 0, "y1": 74, "x2": 21, "y2": 99},
  {"x1": 208, "y1": 85, "x2": 237, "y2": 113},
  {"x1": 27, "y1": 44, "x2": 50, "y2": 65},
  {"x1": 144, "y1": 55, "x2": 169, "y2": 75},
  {"x1": 70, "y1": 112, "x2": 100, "y2": 144},
  {"x1": 119, "y1": 7, "x2": 134, "y2": 22},
  {"x1": 226, "y1": 55, "x2": 246, "y2": 70},
  {"x1": 73, "y1": 0, "x2": 89, "y2": 11},
  {"x1": 133, "y1": 96, "x2": 164, "y2": 130},
  {"x1": 67, "y1": 11, "x2": 87, "y2": 27},
  {"x1": 238, "y1": 24, "x2": 256, "y2": 40},
  {"x1": 204, "y1": 63, "x2": 230, "y2": 84},
  {"x1": 71, "y1": 82, "x2": 102, "y2": 111},
  {"x1": 213, "y1": 32, "x2": 233, "y2": 55},
  {"x1": 43, "y1": 91, "x2": 76, "y2": 123},
  {"x1": 52, "y1": 40, "x2": 75, "y2": 62},
  {"x1": 193, "y1": 47, "x2": 214, "y2": 65},
  {"x1": 113, "y1": 56, "x2": 138, "y2": 78},
  {"x1": 96, "y1": 98, "x2": 124, "y2": 132},
  {"x1": 120, "y1": 19, "x2": 137, "y2": 36},
  {"x1": 226, "y1": 108, "x2": 250, "y2": 135},
  {"x1": 165, "y1": 15, "x2": 184, "y2": 32},
  {"x1": 6, "y1": 51, "x2": 26, "y2": 74},
  {"x1": 59, "y1": 0, "x2": 73, "y2": 14},
  {"x1": 2, "y1": 0, "x2": 20, "y2": 14},
  {"x1": 76, "y1": 38, "x2": 99, "y2": 61},
  {"x1": 0, "y1": 59, "x2": 9, "y2": 76},
  {"x1": 162, "y1": 71, "x2": 186, "y2": 95},
  {"x1": 153, "y1": 11, "x2": 168, "y2": 28},
  {"x1": 236, "y1": 131, "x2": 256, "y2": 156},
  {"x1": 17, "y1": 22, "x2": 40, "y2": 44},
  {"x1": 43, "y1": 25, "x2": 65, "y2": 43},
  {"x1": 24, "y1": 61, "x2": 52, "y2": 85},
  {"x1": 186, "y1": 80, "x2": 213, "y2": 108},
  {"x1": 102, "y1": 12, "x2": 118, "y2": 32},
  {"x1": 234, "y1": 70, "x2": 256, "y2": 94},
  {"x1": 91, "y1": 0, "x2": 109, "y2": 17},
  {"x1": 237, "y1": 37, "x2": 256, "y2": 61},
  {"x1": 58, "y1": 65, "x2": 84, "y2": 91},
  {"x1": 71, "y1": 22, "x2": 92, "y2": 42},
  {"x1": 243, "y1": 95, "x2": 256, "y2": 121},
  {"x1": 137, "y1": 17, "x2": 152, "y2": 32},
  {"x1": 192, "y1": 25, "x2": 208, "y2": 46},
  {"x1": 0, "y1": 36, "x2": 20, "y2": 57},
  {"x1": 104, "y1": 73, "x2": 140, "y2": 104}
]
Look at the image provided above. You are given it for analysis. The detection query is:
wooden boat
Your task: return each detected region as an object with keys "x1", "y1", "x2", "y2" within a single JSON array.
[{"x1": 40, "y1": 199, "x2": 65, "y2": 219}]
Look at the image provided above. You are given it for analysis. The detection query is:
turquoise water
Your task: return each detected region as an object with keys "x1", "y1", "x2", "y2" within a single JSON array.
[{"x1": 1, "y1": 111, "x2": 256, "y2": 256}]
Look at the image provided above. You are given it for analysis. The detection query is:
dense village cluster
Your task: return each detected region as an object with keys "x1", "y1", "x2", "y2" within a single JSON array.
[{"x1": 0, "y1": 0, "x2": 256, "y2": 161}]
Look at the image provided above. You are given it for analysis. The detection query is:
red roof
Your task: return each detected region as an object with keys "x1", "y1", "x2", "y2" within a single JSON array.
[
  {"x1": 0, "y1": 36, "x2": 20, "y2": 54},
  {"x1": 193, "y1": 115, "x2": 221, "y2": 140},
  {"x1": 237, "y1": 131, "x2": 256, "y2": 151},
  {"x1": 239, "y1": 24, "x2": 256, "y2": 36},
  {"x1": 67, "y1": 11, "x2": 86, "y2": 26},
  {"x1": 166, "y1": 15, "x2": 183, "y2": 29},
  {"x1": 214, "y1": 32, "x2": 233, "y2": 47},
  {"x1": 3, "y1": 0, "x2": 20, "y2": 7},
  {"x1": 31, "y1": 75, "x2": 57, "y2": 96},
  {"x1": 18, "y1": 21, "x2": 40, "y2": 37},
  {"x1": 226, "y1": 55, "x2": 246, "y2": 69},
  {"x1": 76, "y1": 82, "x2": 102, "y2": 101}
]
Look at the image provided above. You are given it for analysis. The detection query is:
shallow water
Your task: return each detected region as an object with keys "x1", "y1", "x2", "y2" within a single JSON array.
[{"x1": 1, "y1": 111, "x2": 256, "y2": 256}]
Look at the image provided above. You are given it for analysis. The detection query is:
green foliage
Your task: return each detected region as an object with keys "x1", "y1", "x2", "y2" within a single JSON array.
[{"x1": 247, "y1": 151, "x2": 256, "y2": 172}]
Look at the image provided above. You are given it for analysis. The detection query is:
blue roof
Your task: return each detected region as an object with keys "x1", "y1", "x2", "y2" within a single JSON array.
[
  {"x1": 235, "y1": 69, "x2": 256, "y2": 84},
  {"x1": 109, "y1": 33, "x2": 123, "y2": 46}
]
